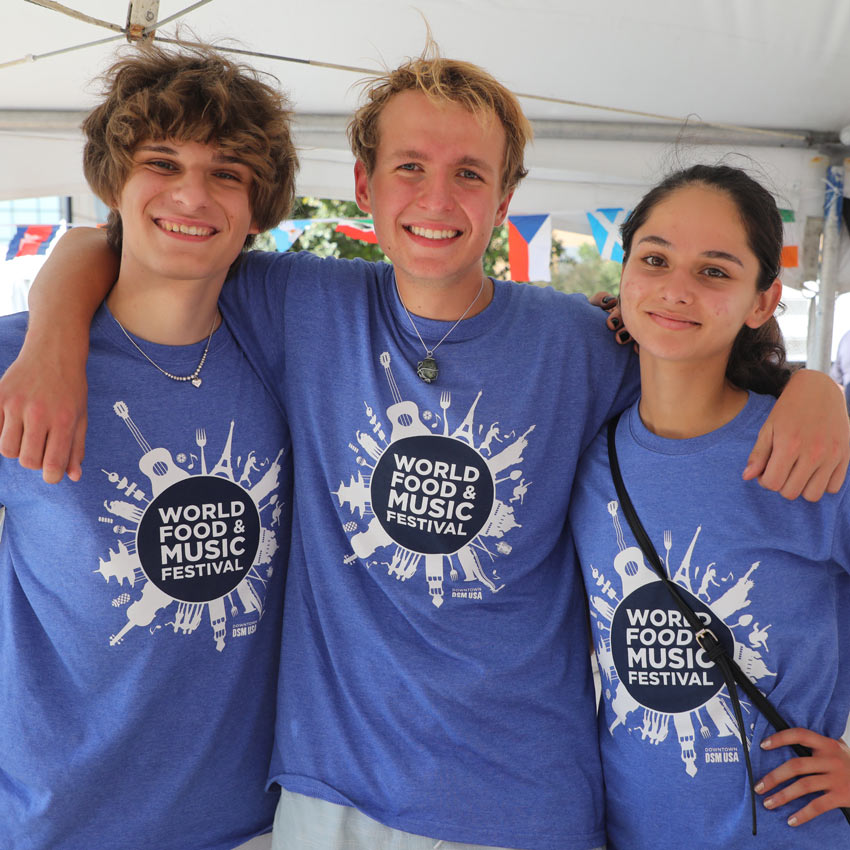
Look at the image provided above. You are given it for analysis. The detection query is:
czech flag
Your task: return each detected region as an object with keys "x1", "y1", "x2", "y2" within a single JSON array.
[
  {"x1": 508, "y1": 214, "x2": 551, "y2": 282},
  {"x1": 335, "y1": 219, "x2": 378, "y2": 244},
  {"x1": 5, "y1": 224, "x2": 62, "y2": 261}
]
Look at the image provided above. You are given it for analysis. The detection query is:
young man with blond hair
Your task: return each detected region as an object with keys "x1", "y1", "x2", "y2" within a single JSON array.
[
  {"x1": 2, "y1": 48, "x2": 847, "y2": 850},
  {"x1": 0, "y1": 44, "x2": 296, "y2": 849}
]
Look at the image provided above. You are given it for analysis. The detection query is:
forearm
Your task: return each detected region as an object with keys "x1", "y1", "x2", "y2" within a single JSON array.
[{"x1": 27, "y1": 226, "x2": 117, "y2": 351}]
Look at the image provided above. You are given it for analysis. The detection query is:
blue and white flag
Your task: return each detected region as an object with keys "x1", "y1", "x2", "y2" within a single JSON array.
[
  {"x1": 269, "y1": 220, "x2": 311, "y2": 251},
  {"x1": 586, "y1": 209, "x2": 629, "y2": 263}
]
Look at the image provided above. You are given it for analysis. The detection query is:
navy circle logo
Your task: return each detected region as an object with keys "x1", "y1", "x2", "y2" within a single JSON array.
[
  {"x1": 370, "y1": 435, "x2": 495, "y2": 555},
  {"x1": 610, "y1": 581, "x2": 734, "y2": 713},
  {"x1": 136, "y1": 476, "x2": 261, "y2": 603}
]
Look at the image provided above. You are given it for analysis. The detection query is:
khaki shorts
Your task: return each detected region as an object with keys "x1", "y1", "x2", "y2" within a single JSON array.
[{"x1": 271, "y1": 787, "x2": 606, "y2": 850}]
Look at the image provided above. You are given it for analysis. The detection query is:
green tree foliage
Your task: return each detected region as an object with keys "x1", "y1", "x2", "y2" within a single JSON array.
[
  {"x1": 549, "y1": 241, "x2": 621, "y2": 298},
  {"x1": 287, "y1": 198, "x2": 387, "y2": 262},
  {"x1": 253, "y1": 197, "x2": 511, "y2": 274},
  {"x1": 249, "y1": 230, "x2": 278, "y2": 252},
  {"x1": 484, "y1": 224, "x2": 510, "y2": 280}
]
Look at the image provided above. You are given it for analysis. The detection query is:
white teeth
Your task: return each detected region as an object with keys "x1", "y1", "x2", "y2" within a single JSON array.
[
  {"x1": 159, "y1": 220, "x2": 214, "y2": 236},
  {"x1": 408, "y1": 225, "x2": 460, "y2": 240}
]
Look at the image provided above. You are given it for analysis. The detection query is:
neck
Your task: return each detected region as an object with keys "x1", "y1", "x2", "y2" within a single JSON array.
[
  {"x1": 637, "y1": 357, "x2": 748, "y2": 439},
  {"x1": 107, "y1": 274, "x2": 222, "y2": 345},
  {"x1": 395, "y1": 271, "x2": 493, "y2": 321}
]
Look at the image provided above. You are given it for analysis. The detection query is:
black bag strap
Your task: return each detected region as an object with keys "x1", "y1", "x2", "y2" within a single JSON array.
[{"x1": 606, "y1": 413, "x2": 850, "y2": 832}]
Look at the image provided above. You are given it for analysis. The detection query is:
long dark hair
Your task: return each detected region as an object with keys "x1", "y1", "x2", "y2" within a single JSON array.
[{"x1": 620, "y1": 164, "x2": 791, "y2": 396}]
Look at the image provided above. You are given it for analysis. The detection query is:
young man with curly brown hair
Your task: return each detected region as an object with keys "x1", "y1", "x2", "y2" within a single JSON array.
[{"x1": 0, "y1": 44, "x2": 296, "y2": 850}]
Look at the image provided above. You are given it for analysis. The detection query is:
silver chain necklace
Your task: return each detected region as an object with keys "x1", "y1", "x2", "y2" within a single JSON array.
[
  {"x1": 395, "y1": 275, "x2": 487, "y2": 383},
  {"x1": 112, "y1": 312, "x2": 218, "y2": 388}
]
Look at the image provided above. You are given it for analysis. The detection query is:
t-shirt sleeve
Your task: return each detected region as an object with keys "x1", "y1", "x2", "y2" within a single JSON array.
[
  {"x1": 0, "y1": 311, "x2": 35, "y2": 506},
  {"x1": 218, "y1": 250, "x2": 296, "y2": 413},
  {"x1": 830, "y1": 483, "x2": 850, "y2": 573},
  {"x1": 563, "y1": 293, "x2": 640, "y2": 451}
]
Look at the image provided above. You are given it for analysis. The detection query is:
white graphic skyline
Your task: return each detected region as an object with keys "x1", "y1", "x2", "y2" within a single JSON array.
[
  {"x1": 335, "y1": 352, "x2": 534, "y2": 608},
  {"x1": 96, "y1": 401, "x2": 283, "y2": 652},
  {"x1": 591, "y1": 499, "x2": 775, "y2": 777}
]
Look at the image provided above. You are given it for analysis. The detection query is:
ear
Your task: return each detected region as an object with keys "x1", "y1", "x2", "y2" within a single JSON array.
[
  {"x1": 493, "y1": 189, "x2": 515, "y2": 228},
  {"x1": 354, "y1": 160, "x2": 372, "y2": 214},
  {"x1": 744, "y1": 278, "x2": 783, "y2": 329}
]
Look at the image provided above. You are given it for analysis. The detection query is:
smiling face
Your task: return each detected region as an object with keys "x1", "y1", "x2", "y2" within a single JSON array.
[
  {"x1": 354, "y1": 90, "x2": 513, "y2": 300},
  {"x1": 114, "y1": 139, "x2": 258, "y2": 290},
  {"x1": 620, "y1": 184, "x2": 781, "y2": 373}
]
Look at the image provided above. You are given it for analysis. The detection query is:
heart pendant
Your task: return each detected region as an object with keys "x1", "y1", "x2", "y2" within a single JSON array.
[{"x1": 191, "y1": 377, "x2": 202, "y2": 388}]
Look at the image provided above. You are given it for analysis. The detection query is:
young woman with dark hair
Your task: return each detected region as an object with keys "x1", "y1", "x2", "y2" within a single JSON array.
[{"x1": 570, "y1": 164, "x2": 850, "y2": 849}]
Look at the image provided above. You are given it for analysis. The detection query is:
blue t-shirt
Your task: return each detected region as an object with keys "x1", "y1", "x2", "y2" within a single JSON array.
[
  {"x1": 0, "y1": 306, "x2": 291, "y2": 850},
  {"x1": 220, "y1": 250, "x2": 637, "y2": 850},
  {"x1": 569, "y1": 393, "x2": 850, "y2": 849}
]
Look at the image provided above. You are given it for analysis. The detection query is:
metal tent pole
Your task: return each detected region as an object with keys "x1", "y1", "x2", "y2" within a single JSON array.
[{"x1": 810, "y1": 162, "x2": 844, "y2": 371}]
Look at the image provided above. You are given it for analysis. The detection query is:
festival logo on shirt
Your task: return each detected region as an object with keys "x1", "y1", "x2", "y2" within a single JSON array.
[
  {"x1": 95, "y1": 401, "x2": 284, "y2": 651},
  {"x1": 334, "y1": 352, "x2": 534, "y2": 608},
  {"x1": 589, "y1": 500, "x2": 775, "y2": 776}
]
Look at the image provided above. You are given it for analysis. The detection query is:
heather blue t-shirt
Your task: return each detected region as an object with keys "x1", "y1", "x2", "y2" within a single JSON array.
[
  {"x1": 220, "y1": 250, "x2": 637, "y2": 850},
  {"x1": 570, "y1": 392, "x2": 850, "y2": 849},
  {"x1": 0, "y1": 306, "x2": 290, "y2": 850}
]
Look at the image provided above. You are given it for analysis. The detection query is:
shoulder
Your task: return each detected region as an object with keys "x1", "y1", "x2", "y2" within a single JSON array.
[
  {"x1": 0, "y1": 311, "x2": 29, "y2": 367},
  {"x1": 499, "y1": 281, "x2": 611, "y2": 332},
  {"x1": 229, "y1": 250, "x2": 388, "y2": 287},
  {"x1": 740, "y1": 391, "x2": 776, "y2": 433}
]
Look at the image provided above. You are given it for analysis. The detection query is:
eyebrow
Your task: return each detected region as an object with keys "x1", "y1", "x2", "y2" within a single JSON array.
[
  {"x1": 390, "y1": 149, "x2": 496, "y2": 174},
  {"x1": 135, "y1": 144, "x2": 246, "y2": 166},
  {"x1": 636, "y1": 235, "x2": 744, "y2": 268}
]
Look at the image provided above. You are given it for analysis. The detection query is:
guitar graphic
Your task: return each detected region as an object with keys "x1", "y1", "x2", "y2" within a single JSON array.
[
  {"x1": 608, "y1": 500, "x2": 660, "y2": 598},
  {"x1": 113, "y1": 401, "x2": 190, "y2": 496},
  {"x1": 379, "y1": 352, "x2": 430, "y2": 441},
  {"x1": 606, "y1": 499, "x2": 647, "y2": 731}
]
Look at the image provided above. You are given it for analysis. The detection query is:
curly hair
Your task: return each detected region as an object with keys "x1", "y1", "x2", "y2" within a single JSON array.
[
  {"x1": 347, "y1": 45, "x2": 532, "y2": 196},
  {"x1": 620, "y1": 164, "x2": 792, "y2": 396},
  {"x1": 82, "y1": 42, "x2": 297, "y2": 250}
]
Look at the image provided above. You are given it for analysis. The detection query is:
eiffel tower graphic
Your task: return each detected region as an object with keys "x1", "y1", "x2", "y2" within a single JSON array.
[
  {"x1": 210, "y1": 421, "x2": 236, "y2": 480},
  {"x1": 452, "y1": 391, "x2": 483, "y2": 446}
]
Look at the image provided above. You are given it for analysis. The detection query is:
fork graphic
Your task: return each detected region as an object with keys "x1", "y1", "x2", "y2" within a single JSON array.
[
  {"x1": 663, "y1": 529, "x2": 672, "y2": 576},
  {"x1": 694, "y1": 707, "x2": 711, "y2": 739},
  {"x1": 196, "y1": 428, "x2": 208, "y2": 475},
  {"x1": 440, "y1": 391, "x2": 451, "y2": 436}
]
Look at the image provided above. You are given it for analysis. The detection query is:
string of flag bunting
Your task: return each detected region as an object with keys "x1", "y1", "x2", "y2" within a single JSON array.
[
  {"x1": 4, "y1": 211, "x2": 801, "y2": 278},
  {"x1": 268, "y1": 218, "x2": 377, "y2": 251}
]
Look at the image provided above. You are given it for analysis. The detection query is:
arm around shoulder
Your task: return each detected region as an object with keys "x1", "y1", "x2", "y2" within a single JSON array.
[
  {"x1": 0, "y1": 227, "x2": 117, "y2": 483},
  {"x1": 744, "y1": 369, "x2": 850, "y2": 501}
]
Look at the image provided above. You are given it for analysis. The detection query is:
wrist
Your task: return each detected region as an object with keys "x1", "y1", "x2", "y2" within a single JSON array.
[{"x1": 22, "y1": 317, "x2": 90, "y2": 362}]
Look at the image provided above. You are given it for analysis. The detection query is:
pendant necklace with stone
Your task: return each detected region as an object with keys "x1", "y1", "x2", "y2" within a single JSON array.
[
  {"x1": 113, "y1": 311, "x2": 218, "y2": 388},
  {"x1": 394, "y1": 275, "x2": 487, "y2": 384}
]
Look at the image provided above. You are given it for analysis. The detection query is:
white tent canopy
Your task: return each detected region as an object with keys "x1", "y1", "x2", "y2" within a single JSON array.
[{"x1": 3, "y1": 0, "x2": 850, "y2": 362}]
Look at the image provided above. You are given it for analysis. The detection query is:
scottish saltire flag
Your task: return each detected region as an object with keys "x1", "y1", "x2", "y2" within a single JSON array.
[
  {"x1": 508, "y1": 214, "x2": 551, "y2": 282},
  {"x1": 335, "y1": 219, "x2": 378, "y2": 244},
  {"x1": 586, "y1": 209, "x2": 628, "y2": 263},
  {"x1": 269, "y1": 220, "x2": 310, "y2": 251},
  {"x1": 5, "y1": 224, "x2": 62, "y2": 261},
  {"x1": 779, "y1": 208, "x2": 799, "y2": 268}
]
